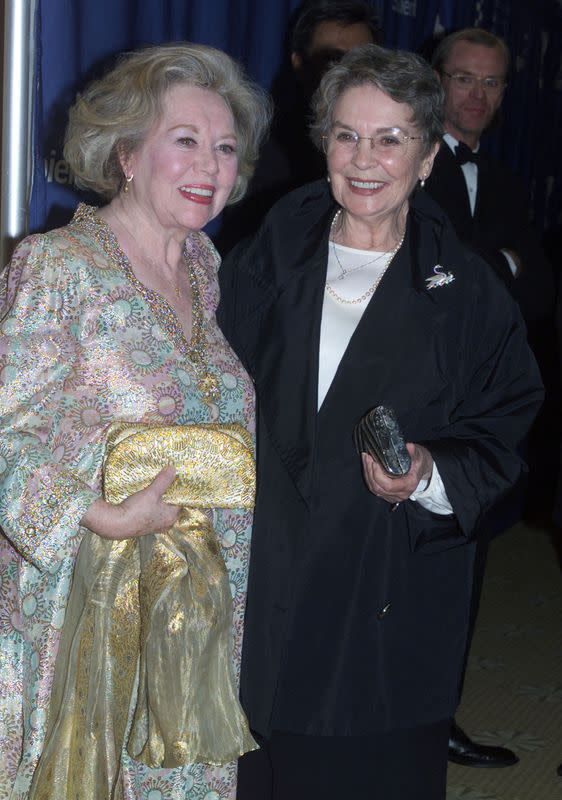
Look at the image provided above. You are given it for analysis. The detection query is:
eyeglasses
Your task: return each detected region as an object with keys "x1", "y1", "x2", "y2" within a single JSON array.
[
  {"x1": 441, "y1": 71, "x2": 506, "y2": 93},
  {"x1": 323, "y1": 126, "x2": 423, "y2": 161}
]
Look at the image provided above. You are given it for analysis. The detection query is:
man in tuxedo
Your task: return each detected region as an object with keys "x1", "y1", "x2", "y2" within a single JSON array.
[
  {"x1": 425, "y1": 27, "x2": 553, "y2": 770},
  {"x1": 426, "y1": 27, "x2": 553, "y2": 328}
]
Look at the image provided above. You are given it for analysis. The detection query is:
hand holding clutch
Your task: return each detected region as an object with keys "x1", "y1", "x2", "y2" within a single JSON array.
[
  {"x1": 354, "y1": 405, "x2": 411, "y2": 477},
  {"x1": 32, "y1": 422, "x2": 258, "y2": 800}
]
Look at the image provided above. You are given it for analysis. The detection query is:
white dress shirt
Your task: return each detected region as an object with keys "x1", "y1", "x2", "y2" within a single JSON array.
[{"x1": 443, "y1": 133, "x2": 518, "y2": 276}]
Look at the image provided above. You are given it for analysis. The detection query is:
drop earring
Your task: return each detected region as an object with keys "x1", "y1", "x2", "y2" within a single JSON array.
[{"x1": 123, "y1": 173, "x2": 134, "y2": 193}]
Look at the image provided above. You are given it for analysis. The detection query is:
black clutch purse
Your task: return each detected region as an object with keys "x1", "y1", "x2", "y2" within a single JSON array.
[{"x1": 354, "y1": 405, "x2": 411, "y2": 477}]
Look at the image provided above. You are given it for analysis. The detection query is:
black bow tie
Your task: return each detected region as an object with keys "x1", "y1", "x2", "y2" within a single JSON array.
[
  {"x1": 455, "y1": 141, "x2": 479, "y2": 165},
  {"x1": 455, "y1": 142, "x2": 480, "y2": 166}
]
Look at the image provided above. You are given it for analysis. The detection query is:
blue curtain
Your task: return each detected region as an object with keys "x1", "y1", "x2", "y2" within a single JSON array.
[
  {"x1": 30, "y1": 0, "x2": 561, "y2": 235},
  {"x1": 374, "y1": 0, "x2": 441, "y2": 51},
  {"x1": 472, "y1": 0, "x2": 562, "y2": 233},
  {"x1": 31, "y1": 0, "x2": 302, "y2": 232}
]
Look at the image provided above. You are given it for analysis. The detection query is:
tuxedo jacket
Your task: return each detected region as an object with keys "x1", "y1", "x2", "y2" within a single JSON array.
[
  {"x1": 424, "y1": 143, "x2": 553, "y2": 325},
  {"x1": 218, "y1": 181, "x2": 543, "y2": 737}
]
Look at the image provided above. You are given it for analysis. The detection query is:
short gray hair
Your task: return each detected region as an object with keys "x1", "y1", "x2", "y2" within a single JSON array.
[
  {"x1": 64, "y1": 42, "x2": 272, "y2": 203},
  {"x1": 311, "y1": 44, "x2": 444, "y2": 156}
]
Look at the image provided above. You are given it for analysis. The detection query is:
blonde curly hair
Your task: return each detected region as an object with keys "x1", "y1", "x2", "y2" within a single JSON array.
[{"x1": 64, "y1": 42, "x2": 271, "y2": 204}]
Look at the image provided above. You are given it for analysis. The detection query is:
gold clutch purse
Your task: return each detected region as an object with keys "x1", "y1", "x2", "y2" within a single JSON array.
[
  {"x1": 31, "y1": 422, "x2": 257, "y2": 800},
  {"x1": 103, "y1": 421, "x2": 255, "y2": 508}
]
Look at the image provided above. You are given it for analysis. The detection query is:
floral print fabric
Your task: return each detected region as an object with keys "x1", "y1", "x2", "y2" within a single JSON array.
[{"x1": 0, "y1": 205, "x2": 254, "y2": 799}]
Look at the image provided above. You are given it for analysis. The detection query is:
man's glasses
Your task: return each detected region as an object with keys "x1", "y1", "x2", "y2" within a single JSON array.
[
  {"x1": 441, "y1": 71, "x2": 507, "y2": 93},
  {"x1": 323, "y1": 126, "x2": 423, "y2": 162}
]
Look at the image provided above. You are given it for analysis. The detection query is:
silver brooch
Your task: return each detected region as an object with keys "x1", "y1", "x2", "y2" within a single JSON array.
[{"x1": 425, "y1": 265, "x2": 455, "y2": 290}]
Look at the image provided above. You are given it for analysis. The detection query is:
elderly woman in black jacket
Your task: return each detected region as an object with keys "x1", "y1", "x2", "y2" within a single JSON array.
[{"x1": 219, "y1": 44, "x2": 542, "y2": 800}]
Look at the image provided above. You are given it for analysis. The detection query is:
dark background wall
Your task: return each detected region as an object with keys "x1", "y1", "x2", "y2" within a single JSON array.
[{"x1": 30, "y1": 0, "x2": 562, "y2": 237}]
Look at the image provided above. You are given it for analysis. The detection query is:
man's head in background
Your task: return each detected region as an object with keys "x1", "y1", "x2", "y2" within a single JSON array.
[
  {"x1": 432, "y1": 28, "x2": 510, "y2": 149},
  {"x1": 290, "y1": 0, "x2": 382, "y2": 103}
]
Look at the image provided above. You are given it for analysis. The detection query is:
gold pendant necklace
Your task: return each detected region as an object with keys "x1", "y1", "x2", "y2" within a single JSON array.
[
  {"x1": 182, "y1": 246, "x2": 220, "y2": 404},
  {"x1": 165, "y1": 276, "x2": 183, "y2": 299},
  {"x1": 113, "y1": 211, "x2": 184, "y2": 300},
  {"x1": 82, "y1": 206, "x2": 220, "y2": 405}
]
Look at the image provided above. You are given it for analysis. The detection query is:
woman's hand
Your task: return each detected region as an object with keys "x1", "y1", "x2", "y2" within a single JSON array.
[
  {"x1": 361, "y1": 443, "x2": 433, "y2": 505},
  {"x1": 81, "y1": 466, "x2": 181, "y2": 540}
]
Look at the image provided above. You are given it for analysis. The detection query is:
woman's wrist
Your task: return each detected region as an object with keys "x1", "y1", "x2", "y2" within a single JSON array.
[{"x1": 81, "y1": 498, "x2": 124, "y2": 538}]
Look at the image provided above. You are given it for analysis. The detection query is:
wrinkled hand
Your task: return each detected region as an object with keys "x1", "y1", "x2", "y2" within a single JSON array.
[
  {"x1": 361, "y1": 443, "x2": 433, "y2": 504},
  {"x1": 82, "y1": 466, "x2": 181, "y2": 540}
]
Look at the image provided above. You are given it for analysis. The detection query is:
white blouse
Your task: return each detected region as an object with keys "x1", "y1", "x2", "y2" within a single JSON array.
[{"x1": 318, "y1": 240, "x2": 452, "y2": 515}]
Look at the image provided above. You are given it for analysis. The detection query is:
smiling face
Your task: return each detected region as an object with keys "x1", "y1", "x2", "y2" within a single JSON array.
[
  {"x1": 326, "y1": 84, "x2": 438, "y2": 237},
  {"x1": 440, "y1": 40, "x2": 507, "y2": 147},
  {"x1": 122, "y1": 84, "x2": 239, "y2": 236}
]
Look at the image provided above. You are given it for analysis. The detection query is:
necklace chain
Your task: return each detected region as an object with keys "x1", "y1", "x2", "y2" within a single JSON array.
[
  {"x1": 330, "y1": 211, "x2": 387, "y2": 279},
  {"x1": 164, "y1": 274, "x2": 183, "y2": 299},
  {"x1": 114, "y1": 211, "x2": 184, "y2": 299},
  {"x1": 331, "y1": 242, "x2": 388, "y2": 280},
  {"x1": 326, "y1": 210, "x2": 405, "y2": 305},
  {"x1": 75, "y1": 204, "x2": 220, "y2": 404}
]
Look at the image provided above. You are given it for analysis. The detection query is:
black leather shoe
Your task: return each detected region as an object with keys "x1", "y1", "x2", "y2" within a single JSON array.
[{"x1": 448, "y1": 721, "x2": 519, "y2": 768}]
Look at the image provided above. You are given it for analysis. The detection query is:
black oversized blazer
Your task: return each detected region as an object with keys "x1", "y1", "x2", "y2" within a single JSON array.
[{"x1": 218, "y1": 181, "x2": 543, "y2": 737}]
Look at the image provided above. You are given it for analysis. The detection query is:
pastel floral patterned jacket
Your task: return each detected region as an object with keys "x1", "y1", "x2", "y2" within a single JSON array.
[{"x1": 0, "y1": 205, "x2": 254, "y2": 800}]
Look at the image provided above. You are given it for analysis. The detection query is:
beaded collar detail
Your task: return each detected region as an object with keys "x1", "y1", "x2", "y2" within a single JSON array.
[{"x1": 71, "y1": 203, "x2": 220, "y2": 402}]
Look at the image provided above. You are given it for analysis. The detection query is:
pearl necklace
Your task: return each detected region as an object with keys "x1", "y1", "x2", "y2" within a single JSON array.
[{"x1": 326, "y1": 210, "x2": 405, "y2": 305}]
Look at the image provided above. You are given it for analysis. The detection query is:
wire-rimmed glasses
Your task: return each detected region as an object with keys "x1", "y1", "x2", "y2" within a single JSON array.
[
  {"x1": 441, "y1": 70, "x2": 507, "y2": 93},
  {"x1": 323, "y1": 126, "x2": 424, "y2": 162}
]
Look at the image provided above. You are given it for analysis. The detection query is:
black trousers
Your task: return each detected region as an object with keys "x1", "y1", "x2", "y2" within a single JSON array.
[{"x1": 237, "y1": 719, "x2": 451, "y2": 800}]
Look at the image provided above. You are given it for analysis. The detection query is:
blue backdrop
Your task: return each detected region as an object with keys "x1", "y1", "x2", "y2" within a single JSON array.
[{"x1": 30, "y1": 0, "x2": 562, "y2": 237}]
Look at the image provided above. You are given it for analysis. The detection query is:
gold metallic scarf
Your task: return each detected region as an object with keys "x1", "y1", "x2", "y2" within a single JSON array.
[{"x1": 29, "y1": 422, "x2": 257, "y2": 800}]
